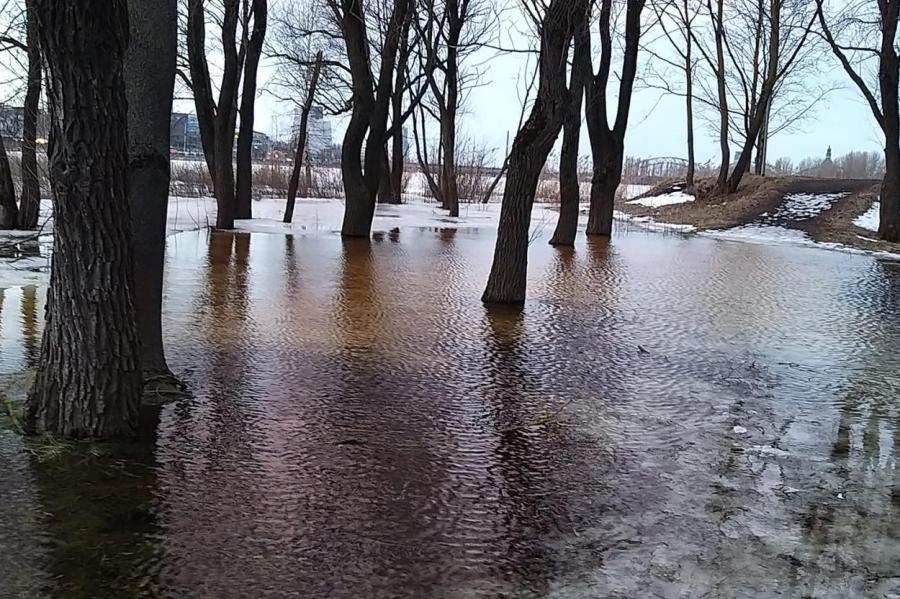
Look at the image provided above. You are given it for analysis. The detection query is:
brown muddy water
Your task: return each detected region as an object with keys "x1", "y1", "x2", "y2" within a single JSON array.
[{"x1": 2, "y1": 225, "x2": 900, "y2": 598}]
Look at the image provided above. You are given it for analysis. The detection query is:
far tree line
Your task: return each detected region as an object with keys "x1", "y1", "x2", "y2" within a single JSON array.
[{"x1": 1, "y1": 0, "x2": 899, "y2": 439}]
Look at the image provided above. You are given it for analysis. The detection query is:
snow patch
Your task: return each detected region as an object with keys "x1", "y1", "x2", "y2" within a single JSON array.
[
  {"x1": 763, "y1": 192, "x2": 847, "y2": 223},
  {"x1": 853, "y1": 201, "x2": 880, "y2": 232},
  {"x1": 613, "y1": 210, "x2": 696, "y2": 233},
  {"x1": 627, "y1": 191, "x2": 695, "y2": 208}
]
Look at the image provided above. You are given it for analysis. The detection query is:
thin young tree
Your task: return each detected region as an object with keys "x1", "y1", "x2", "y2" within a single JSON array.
[
  {"x1": 645, "y1": 0, "x2": 700, "y2": 188},
  {"x1": 284, "y1": 51, "x2": 324, "y2": 223},
  {"x1": 482, "y1": 0, "x2": 588, "y2": 304},
  {"x1": 584, "y1": 0, "x2": 646, "y2": 237},
  {"x1": 27, "y1": 0, "x2": 142, "y2": 438},
  {"x1": 817, "y1": 0, "x2": 900, "y2": 241},
  {"x1": 125, "y1": 0, "x2": 178, "y2": 381},
  {"x1": 0, "y1": 133, "x2": 15, "y2": 228}
]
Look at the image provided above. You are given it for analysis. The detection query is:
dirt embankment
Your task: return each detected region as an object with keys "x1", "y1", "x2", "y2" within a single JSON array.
[{"x1": 617, "y1": 175, "x2": 897, "y2": 253}]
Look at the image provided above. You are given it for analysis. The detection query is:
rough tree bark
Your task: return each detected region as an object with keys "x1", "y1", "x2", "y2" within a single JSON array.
[
  {"x1": 27, "y1": 0, "x2": 142, "y2": 438},
  {"x1": 338, "y1": 0, "x2": 412, "y2": 237},
  {"x1": 482, "y1": 0, "x2": 587, "y2": 304},
  {"x1": 17, "y1": 0, "x2": 41, "y2": 230},
  {"x1": 550, "y1": 19, "x2": 589, "y2": 246},
  {"x1": 125, "y1": 0, "x2": 178, "y2": 379},
  {"x1": 235, "y1": 0, "x2": 268, "y2": 220},
  {"x1": 0, "y1": 135, "x2": 16, "y2": 228},
  {"x1": 584, "y1": 0, "x2": 645, "y2": 237},
  {"x1": 284, "y1": 52, "x2": 323, "y2": 223}
]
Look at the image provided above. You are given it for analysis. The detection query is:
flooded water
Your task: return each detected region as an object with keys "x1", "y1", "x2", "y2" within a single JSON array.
[{"x1": 2, "y1": 224, "x2": 900, "y2": 598}]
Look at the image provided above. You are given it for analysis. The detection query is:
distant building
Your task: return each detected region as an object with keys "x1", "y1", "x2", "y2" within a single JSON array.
[
  {"x1": 170, "y1": 112, "x2": 203, "y2": 154},
  {"x1": 251, "y1": 131, "x2": 271, "y2": 158},
  {"x1": 0, "y1": 104, "x2": 49, "y2": 142},
  {"x1": 294, "y1": 106, "x2": 333, "y2": 163},
  {"x1": 821, "y1": 146, "x2": 837, "y2": 178}
]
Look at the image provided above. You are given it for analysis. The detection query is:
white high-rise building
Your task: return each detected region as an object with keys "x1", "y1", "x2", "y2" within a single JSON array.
[{"x1": 294, "y1": 106, "x2": 332, "y2": 162}]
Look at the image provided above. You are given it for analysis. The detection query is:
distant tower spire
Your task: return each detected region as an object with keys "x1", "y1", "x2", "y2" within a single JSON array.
[{"x1": 826, "y1": 145, "x2": 832, "y2": 161}]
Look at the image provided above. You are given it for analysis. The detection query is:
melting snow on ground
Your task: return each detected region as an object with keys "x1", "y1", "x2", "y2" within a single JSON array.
[
  {"x1": 627, "y1": 190, "x2": 695, "y2": 208},
  {"x1": 612, "y1": 210, "x2": 696, "y2": 233},
  {"x1": 761, "y1": 192, "x2": 847, "y2": 224},
  {"x1": 853, "y1": 201, "x2": 880, "y2": 232}
]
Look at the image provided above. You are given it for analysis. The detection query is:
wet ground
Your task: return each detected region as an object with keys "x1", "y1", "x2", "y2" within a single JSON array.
[{"x1": 2, "y1": 224, "x2": 900, "y2": 598}]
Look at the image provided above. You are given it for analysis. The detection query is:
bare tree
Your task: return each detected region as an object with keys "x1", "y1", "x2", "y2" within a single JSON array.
[
  {"x1": 723, "y1": 0, "x2": 816, "y2": 190},
  {"x1": 186, "y1": 0, "x2": 242, "y2": 229},
  {"x1": 0, "y1": 0, "x2": 40, "y2": 230},
  {"x1": 235, "y1": 0, "x2": 268, "y2": 219},
  {"x1": 482, "y1": 0, "x2": 589, "y2": 304},
  {"x1": 550, "y1": 16, "x2": 589, "y2": 246},
  {"x1": 584, "y1": 0, "x2": 646, "y2": 237},
  {"x1": 284, "y1": 51, "x2": 324, "y2": 222},
  {"x1": 27, "y1": 0, "x2": 142, "y2": 437},
  {"x1": 126, "y1": 0, "x2": 179, "y2": 380},
  {"x1": 817, "y1": 0, "x2": 900, "y2": 241},
  {"x1": 16, "y1": 0, "x2": 40, "y2": 229},
  {"x1": 644, "y1": 0, "x2": 700, "y2": 187},
  {"x1": 331, "y1": 0, "x2": 414, "y2": 237}
]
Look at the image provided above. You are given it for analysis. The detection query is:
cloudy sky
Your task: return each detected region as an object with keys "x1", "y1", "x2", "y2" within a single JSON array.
[{"x1": 216, "y1": 19, "x2": 884, "y2": 168}]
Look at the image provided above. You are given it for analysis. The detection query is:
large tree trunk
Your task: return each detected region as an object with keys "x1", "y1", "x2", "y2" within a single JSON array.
[
  {"x1": 212, "y1": 0, "x2": 241, "y2": 229},
  {"x1": 17, "y1": 0, "x2": 41, "y2": 230},
  {"x1": 125, "y1": 0, "x2": 178, "y2": 379},
  {"x1": 585, "y1": 138, "x2": 623, "y2": 236},
  {"x1": 284, "y1": 52, "x2": 322, "y2": 224},
  {"x1": 235, "y1": 0, "x2": 267, "y2": 220},
  {"x1": 27, "y1": 0, "x2": 142, "y2": 438},
  {"x1": 339, "y1": 0, "x2": 411, "y2": 237},
  {"x1": 482, "y1": 0, "x2": 586, "y2": 305},
  {"x1": 879, "y1": 5, "x2": 900, "y2": 241},
  {"x1": 0, "y1": 135, "x2": 17, "y2": 228}
]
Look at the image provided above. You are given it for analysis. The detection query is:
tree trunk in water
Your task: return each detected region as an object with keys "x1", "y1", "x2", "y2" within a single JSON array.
[
  {"x1": 284, "y1": 52, "x2": 321, "y2": 223},
  {"x1": 17, "y1": 0, "x2": 41, "y2": 230},
  {"x1": 585, "y1": 142, "x2": 623, "y2": 236},
  {"x1": 0, "y1": 135, "x2": 17, "y2": 228},
  {"x1": 125, "y1": 0, "x2": 177, "y2": 379},
  {"x1": 482, "y1": 0, "x2": 585, "y2": 305},
  {"x1": 550, "y1": 21, "x2": 589, "y2": 246},
  {"x1": 235, "y1": 0, "x2": 267, "y2": 220},
  {"x1": 213, "y1": 0, "x2": 241, "y2": 229},
  {"x1": 27, "y1": 0, "x2": 142, "y2": 438}
]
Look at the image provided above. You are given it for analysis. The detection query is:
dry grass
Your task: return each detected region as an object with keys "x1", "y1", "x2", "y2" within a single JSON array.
[{"x1": 620, "y1": 175, "x2": 880, "y2": 231}]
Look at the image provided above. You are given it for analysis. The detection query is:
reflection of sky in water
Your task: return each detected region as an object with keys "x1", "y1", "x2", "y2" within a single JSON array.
[{"x1": 2, "y1": 227, "x2": 900, "y2": 598}]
